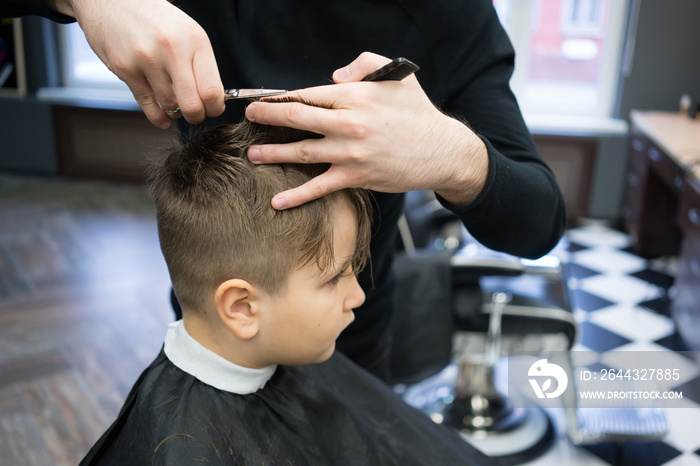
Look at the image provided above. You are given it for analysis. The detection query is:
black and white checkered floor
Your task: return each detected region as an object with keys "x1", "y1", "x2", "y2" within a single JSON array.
[{"x1": 528, "y1": 221, "x2": 700, "y2": 466}]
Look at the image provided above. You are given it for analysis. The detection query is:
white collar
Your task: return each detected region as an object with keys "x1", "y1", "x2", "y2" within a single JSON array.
[{"x1": 163, "y1": 320, "x2": 277, "y2": 394}]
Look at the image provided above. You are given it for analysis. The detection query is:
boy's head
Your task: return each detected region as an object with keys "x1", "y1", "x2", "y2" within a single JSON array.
[{"x1": 149, "y1": 120, "x2": 372, "y2": 366}]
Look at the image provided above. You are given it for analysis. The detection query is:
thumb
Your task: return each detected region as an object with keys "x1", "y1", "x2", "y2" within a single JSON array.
[{"x1": 332, "y1": 52, "x2": 392, "y2": 83}]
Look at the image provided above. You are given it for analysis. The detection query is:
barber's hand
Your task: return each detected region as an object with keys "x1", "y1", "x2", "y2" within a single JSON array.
[
  {"x1": 245, "y1": 52, "x2": 489, "y2": 210},
  {"x1": 50, "y1": 0, "x2": 225, "y2": 128}
]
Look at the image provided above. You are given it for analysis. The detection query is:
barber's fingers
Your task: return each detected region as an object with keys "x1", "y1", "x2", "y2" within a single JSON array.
[
  {"x1": 332, "y1": 51, "x2": 392, "y2": 83},
  {"x1": 167, "y1": 37, "x2": 224, "y2": 123},
  {"x1": 128, "y1": 60, "x2": 224, "y2": 128},
  {"x1": 270, "y1": 168, "x2": 353, "y2": 210},
  {"x1": 143, "y1": 68, "x2": 178, "y2": 110},
  {"x1": 80, "y1": 0, "x2": 224, "y2": 128},
  {"x1": 125, "y1": 76, "x2": 173, "y2": 129},
  {"x1": 248, "y1": 137, "x2": 336, "y2": 166},
  {"x1": 246, "y1": 93, "x2": 343, "y2": 135},
  {"x1": 246, "y1": 77, "x2": 416, "y2": 140},
  {"x1": 192, "y1": 44, "x2": 226, "y2": 118},
  {"x1": 151, "y1": 40, "x2": 224, "y2": 124},
  {"x1": 169, "y1": 64, "x2": 205, "y2": 124}
]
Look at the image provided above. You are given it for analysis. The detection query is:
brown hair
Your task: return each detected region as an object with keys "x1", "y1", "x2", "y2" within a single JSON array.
[{"x1": 149, "y1": 121, "x2": 372, "y2": 312}]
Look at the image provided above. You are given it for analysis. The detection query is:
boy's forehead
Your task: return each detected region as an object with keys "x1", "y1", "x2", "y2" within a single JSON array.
[
  {"x1": 298, "y1": 201, "x2": 358, "y2": 276},
  {"x1": 329, "y1": 202, "x2": 359, "y2": 261}
]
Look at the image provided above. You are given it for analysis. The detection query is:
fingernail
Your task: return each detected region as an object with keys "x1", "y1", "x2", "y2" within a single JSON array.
[
  {"x1": 248, "y1": 148, "x2": 262, "y2": 162},
  {"x1": 246, "y1": 103, "x2": 256, "y2": 121},
  {"x1": 273, "y1": 197, "x2": 288, "y2": 210},
  {"x1": 159, "y1": 120, "x2": 171, "y2": 130}
]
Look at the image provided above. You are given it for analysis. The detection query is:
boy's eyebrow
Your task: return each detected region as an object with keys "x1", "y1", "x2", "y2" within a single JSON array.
[
  {"x1": 338, "y1": 258, "x2": 353, "y2": 274},
  {"x1": 323, "y1": 257, "x2": 353, "y2": 280}
]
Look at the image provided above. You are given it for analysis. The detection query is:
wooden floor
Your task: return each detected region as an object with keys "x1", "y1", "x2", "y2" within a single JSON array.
[{"x1": 0, "y1": 174, "x2": 174, "y2": 465}]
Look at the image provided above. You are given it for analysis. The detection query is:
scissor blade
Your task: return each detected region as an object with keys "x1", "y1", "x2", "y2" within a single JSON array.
[{"x1": 224, "y1": 88, "x2": 288, "y2": 100}]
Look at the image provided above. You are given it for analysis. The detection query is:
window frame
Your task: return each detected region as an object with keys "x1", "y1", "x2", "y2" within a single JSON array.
[{"x1": 495, "y1": 0, "x2": 630, "y2": 119}]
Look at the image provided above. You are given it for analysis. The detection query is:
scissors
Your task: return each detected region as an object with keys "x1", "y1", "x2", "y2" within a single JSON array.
[
  {"x1": 228, "y1": 58, "x2": 418, "y2": 99},
  {"x1": 164, "y1": 88, "x2": 287, "y2": 115},
  {"x1": 165, "y1": 58, "x2": 418, "y2": 115},
  {"x1": 224, "y1": 88, "x2": 288, "y2": 100}
]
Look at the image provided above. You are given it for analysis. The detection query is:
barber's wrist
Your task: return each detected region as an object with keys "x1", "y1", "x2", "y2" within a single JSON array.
[{"x1": 433, "y1": 122, "x2": 489, "y2": 208}]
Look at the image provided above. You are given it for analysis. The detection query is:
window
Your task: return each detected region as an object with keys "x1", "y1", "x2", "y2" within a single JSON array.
[
  {"x1": 493, "y1": 0, "x2": 629, "y2": 119},
  {"x1": 561, "y1": 0, "x2": 606, "y2": 36}
]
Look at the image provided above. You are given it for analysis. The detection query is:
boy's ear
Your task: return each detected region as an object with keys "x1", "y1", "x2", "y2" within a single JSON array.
[{"x1": 215, "y1": 279, "x2": 260, "y2": 340}]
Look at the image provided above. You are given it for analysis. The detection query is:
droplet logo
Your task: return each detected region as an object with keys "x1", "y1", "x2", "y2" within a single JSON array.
[{"x1": 528, "y1": 359, "x2": 568, "y2": 399}]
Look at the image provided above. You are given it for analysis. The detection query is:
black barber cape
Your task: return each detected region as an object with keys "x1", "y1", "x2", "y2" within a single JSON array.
[{"x1": 80, "y1": 321, "x2": 495, "y2": 465}]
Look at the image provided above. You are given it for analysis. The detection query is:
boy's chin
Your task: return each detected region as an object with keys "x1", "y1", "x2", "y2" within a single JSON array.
[
  {"x1": 307, "y1": 343, "x2": 337, "y2": 365},
  {"x1": 279, "y1": 343, "x2": 337, "y2": 366}
]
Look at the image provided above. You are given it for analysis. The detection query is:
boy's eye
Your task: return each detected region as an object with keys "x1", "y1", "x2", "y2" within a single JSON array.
[
  {"x1": 327, "y1": 274, "x2": 342, "y2": 286},
  {"x1": 327, "y1": 264, "x2": 352, "y2": 286}
]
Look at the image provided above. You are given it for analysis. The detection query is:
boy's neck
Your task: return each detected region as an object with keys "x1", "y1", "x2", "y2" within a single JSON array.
[
  {"x1": 182, "y1": 313, "x2": 265, "y2": 369},
  {"x1": 164, "y1": 320, "x2": 276, "y2": 394}
]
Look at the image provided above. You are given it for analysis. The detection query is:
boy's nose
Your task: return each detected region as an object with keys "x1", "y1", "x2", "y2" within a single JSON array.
[{"x1": 345, "y1": 275, "x2": 366, "y2": 311}]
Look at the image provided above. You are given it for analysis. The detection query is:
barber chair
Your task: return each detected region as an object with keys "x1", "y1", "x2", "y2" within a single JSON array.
[
  {"x1": 390, "y1": 191, "x2": 577, "y2": 464},
  {"x1": 392, "y1": 192, "x2": 670, "y2": 463}
]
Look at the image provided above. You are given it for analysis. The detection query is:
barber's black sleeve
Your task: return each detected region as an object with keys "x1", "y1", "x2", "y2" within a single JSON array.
[
  {"x1": 417, "y1": 0, "x2": 567, "y2": 259},
  {"x1": 0, "y1": 0, "x2": 75, "y2": 23}
]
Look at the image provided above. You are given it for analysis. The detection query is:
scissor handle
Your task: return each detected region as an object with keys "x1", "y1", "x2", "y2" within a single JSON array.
[{"x1": 361, "y1": 57, "x2": 420, "y2": 82}]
